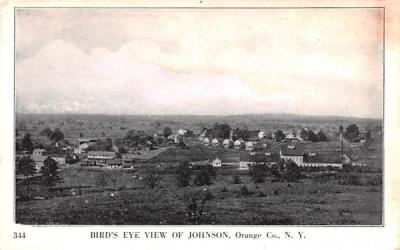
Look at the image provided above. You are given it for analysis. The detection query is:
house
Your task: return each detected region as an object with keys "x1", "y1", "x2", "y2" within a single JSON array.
[
  {"x1": 199, "y1": 128, "x2": 211, "y2": 141},
  {"x1": 178, "y1": 129, "x2": 187, "y2": 136},
  {"x1": 222, "y1": 139, "x2": 232, "y2": 148},
  {"x1": 32, "y1": 149, "x2": 66, "y2": 170},
  {"x1": 245, "y1": 141, "x2": 254, "y2": 151},
  {"x1": 75, "y1": 138, "x2": 98, "y2": 154},
  {"x1": 211, "y1": 138, "x2": 219, "y2": 147},
  {"x1": 239, "y1": 151, "x2": 279, "y2": 170},
  {"x1": 167, "y1": 133, "x2": 180, "y2": 144},
  {"x1": 122, "y1": 154, "x2": 139, "y2": 168},
  {"x1": 87, "y1": 151, "x2": 116, "y2": 163},
  {"x1": 212, "y1": 157, "x2": 222, "y2": 167},
  {"x1": 203, "y1": 138, "x2": 210, "y2": 146},
  {"x1": 106, "y1": 158, "x2": 123, "y2": 168},
  {"x1": 80, "y1": 159, "x2": 97, "y2": 166},
  {"x1": 32, "y1": 149, "x2": 47, "y2": 170},
  {"x1": 279, "y1": 144, "x2": 305, "y2": 166},
  {"x1": 234, "y1": 139, "x2": 242, "y2": 149},
  {"x1": 258, "y1": 131, "x2": 265, "y2": 140},
  {"x1": 47, "y1": 154, "x2": 66, "y2": 165}
]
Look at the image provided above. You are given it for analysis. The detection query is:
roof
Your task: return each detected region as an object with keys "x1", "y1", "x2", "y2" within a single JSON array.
[
  {"x1": 303, "y1": 153, "x2": 342, "y2": 164},
  {"x1": 33, "y1": 149, "x2": 46, "y2": 153},
  {"x1": 88, "y1": 151, "x2": 116, "y2": 156},
  {"x1": 280, "y1": 144, "x2": 306, "y2": 156},
  {"x1": 240, "y1": 151, "x2": 279, "y2": 162},
  {"x1": 106, "y1": 159, "x2": 123, "y2": 165},
  {"x1": 47, "y1": 154, "x2": 67, "y2": 158},
  {"x1": 78, "y1": 138, "x2": 98, "y2": 143},
  {"x1": 32, "y1": 155, "x2": 47, "y2": 162}
]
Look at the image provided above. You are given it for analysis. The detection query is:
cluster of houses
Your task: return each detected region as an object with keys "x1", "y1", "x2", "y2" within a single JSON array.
[
  {"x1": 207, "y1": 143, "x2": 346, "y2": 171},
  {"x1": 31, "y1": 148, "x2": 69, "y2": 171},
  {"x1": 23, "y1": 124, "x2": 351, "y2": 172}
]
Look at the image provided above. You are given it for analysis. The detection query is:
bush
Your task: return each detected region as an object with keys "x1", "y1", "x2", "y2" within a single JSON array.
[
  {"x1": 194, "y1": 165, "x2": 216, "y2": 186},
  {"x1": 240, "y1": 185, "x2": 252, "y2": 196},
  {"x1": 181, "y1": 189, "x2": 214, "y2": 224},
  {"x1": 339, "y1": 174, "x2": 361, "y2": 186},
  {"x1": 249, "y1": 163, "x2": 268, "y2": 183},
  {"x1": 232, "y1": 175, "x2": 241, "y2": 184},
  {"x1": 144, "y1": 166, "x2": 161, "y2": 189},
  {"x1": 176, "y1": 161, "x2": 192, "y2": 187}
]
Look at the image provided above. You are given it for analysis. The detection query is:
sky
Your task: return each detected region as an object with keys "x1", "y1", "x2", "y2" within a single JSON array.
[{"x1": 15, "y1": 8, "x2": 384, "y2": 118}]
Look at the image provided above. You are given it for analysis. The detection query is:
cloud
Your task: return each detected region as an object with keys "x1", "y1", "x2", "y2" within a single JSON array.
[{"x1": 15, "y1": 9, "x2": 383, "y2": 118}]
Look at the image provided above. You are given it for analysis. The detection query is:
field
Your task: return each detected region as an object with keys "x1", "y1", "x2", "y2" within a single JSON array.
[
  {"x1": 16, "y1": 165, "x2": 382, "y2": 225},
  {"x1": 15, "y1": 113, "x2": 383, "y2": 225}
]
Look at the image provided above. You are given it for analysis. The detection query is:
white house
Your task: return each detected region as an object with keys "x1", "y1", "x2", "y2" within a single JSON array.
[
  {"x1": 279, "y1": 145, "x2": 304, "y2": 165},
  {"x1": 222, "y1": 139, "x2": 231, "y2": 148},
  {"x1": 234, "y1": 140, "x2": 242, "y2": 149},
  {"x1": 245, "y1": 141, "x2": 254, "y2": 151},
  {"x1": 211, "y1": 138, "x2": 219, "y2": 147},
  {"x1": 203, "y1": 138, "x2": 210, "y2": 146},
  {"x1": 178, "y1": 129, "x2": 187, "y2": 136},
  {"x1": 212, "y1": 158, "x2": 222, "y2": 167}
]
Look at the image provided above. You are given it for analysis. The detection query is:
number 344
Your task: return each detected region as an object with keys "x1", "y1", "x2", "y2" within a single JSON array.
[{"x1": 13, "y1": 232, "x2": 26, "y2": 239}]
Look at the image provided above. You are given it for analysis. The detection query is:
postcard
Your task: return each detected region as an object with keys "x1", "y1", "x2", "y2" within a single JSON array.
[{"x1": 0, "y1": 0, "x2": 399, "y2": 249}]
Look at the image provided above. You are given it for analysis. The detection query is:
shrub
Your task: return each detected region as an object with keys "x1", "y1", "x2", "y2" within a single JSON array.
[
  {"x1": 176, "y1": 161, "x2": 192, "y2": 188},
  {"x1": 240, "y1": 185, "x2": 252, "y2": 196},
  {"x1": 181, "y1": 189, "x2": 214, "y2": 224},
  {"x1": 194, "y1": 165, "x2": 216, "y2": 186},
  {"x1": 249, "y1": 163, "x2": 268, "y2": 183},
  {"x1": 232, "y1": 175, "x2": 241, "y2": 184},
  {"x1": 144, "y1": 166, "x2": 161, "y2": 189}
]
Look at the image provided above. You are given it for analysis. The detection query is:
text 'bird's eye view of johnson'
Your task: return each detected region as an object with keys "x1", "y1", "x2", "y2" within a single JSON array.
[{"x1": 15, "y1": 8, "x2": 383, "y2": 226}]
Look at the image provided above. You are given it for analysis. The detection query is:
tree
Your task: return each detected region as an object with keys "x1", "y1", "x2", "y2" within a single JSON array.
[
  {"x1": 40, "y1": 157, "x2": 61, "y2": 189},
  {"x1": 119, "y1": 146, "x2": 128, "y2": 154},
  {"x1": 49, "y1": 128, "x2": 64, "y2": 144},
  {"x1": 308, "y1": 129, "x2": 319, "y2": 142},
  {"x1": 95, "y1": 172, "x2": 108, "y2": 191},
  {"x1": 21, "y1": 133, "x2": 34, "y2": 152},
  {"x1": 176, "y1": 161, "x2": 192, "y2": 187},
  {"x1": 274, "y1": 130, "x2": 285, "y2": 142},
  {"x1": 249, "y1": 163, "x2": 268, "y2": 183},
  {"x1": 211, "y1": 123, "x2": 231, "y2": 139},
  {"x1": 105, "y1": 137, "x2": 113, "y2": 151},
  {"x1": 40, "y1": 127, "x2": 52, "y2": 137},
  {"x1": 234, "y1": 128, "x2": 250, "y2": 141},
  {"x1": 339, "y1": 125, "x2": 344, "y2": 134},
  {"x1": 300, "y1": 128, "x2": 309, "y2": 141},
  {"x1": 181, "y1": 189, "x2": 213, "y2": 224},
  {"x1": 144, "y1": 165, "x2": 161, "y2": 189},
  {"x1": 283, "y1": 160, "x2": 302, "y2": 182},
  {"x1": 185, "y1": 130, "x2": 195, "y2": 137},
  {"x1": 163, "y1": 127, "x2": 173, "y2": 138},
  {"x1": 194, "y1": 165, "x2": 216, "y2": 186},
  {"x1": 317, "y1": 130, "x2": 328, "y2": 141},
  {"x1": 107, "y1": 171, "x2": 120, "y2": 191},
  {"x1": 17, "y1": 156, "x2": 36, "y2": 198},
  {"x1": 345, "y1": 124, "x2": 360, "y2": 141}
]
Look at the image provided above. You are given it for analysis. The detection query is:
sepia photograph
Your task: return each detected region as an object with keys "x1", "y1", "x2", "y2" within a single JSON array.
[{"x1": 14, "y1": 7, "x2": 384, "y2": 226}]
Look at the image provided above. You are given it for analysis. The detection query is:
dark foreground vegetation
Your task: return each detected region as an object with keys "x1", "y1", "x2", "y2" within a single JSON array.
[{"x1": 16, "y1": 165, "x2": 382, "y2": 225}]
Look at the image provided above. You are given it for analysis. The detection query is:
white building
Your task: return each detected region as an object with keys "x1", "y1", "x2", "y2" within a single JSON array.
[{"x1": 212, "y1": 158, "x2": 222, "y2": 167}]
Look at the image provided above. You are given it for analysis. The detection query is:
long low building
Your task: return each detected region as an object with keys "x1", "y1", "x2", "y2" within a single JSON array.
[
  {"x1": 280, "y1": 144, "x2": 343, "y2": 168},
  {"x1": 87, "y1": 151, "x2": 116, "y2": 163},
  {"x1": 239, "y1": 151, "x2": 280, "y2": 170}
]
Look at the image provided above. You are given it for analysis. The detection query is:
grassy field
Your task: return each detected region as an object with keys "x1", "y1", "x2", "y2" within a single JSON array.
[{"x1": 16, "y1": 166, "x2": 382, "y2": 225}]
